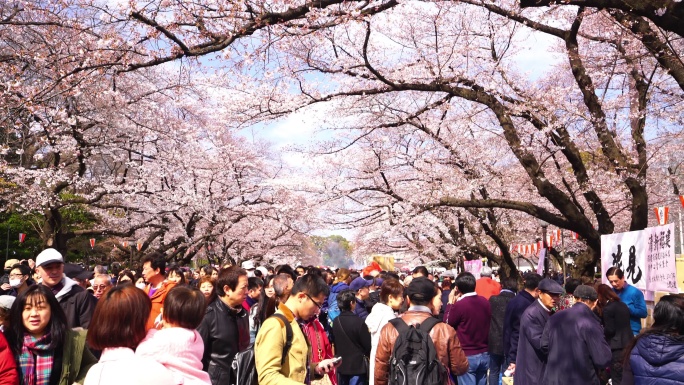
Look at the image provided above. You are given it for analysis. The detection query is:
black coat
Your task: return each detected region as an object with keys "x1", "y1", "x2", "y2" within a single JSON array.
[
  {"x1": 197, "y1": 297, "x2": 250, "y2": 385},
  {"x1": 489, "y1": 290, "x2": 516, "y2": 356},
  {"x1": 541, "y1": 303, "x2": 611, "y2": 385},
  {"x1": 332, "y1": 311, "x2": 372, "y2": 375},
  {"x1": 602, "y1": 300, "x2": 634, "y2": 350},
  {"x1": 56, "y1": 282, "x2": 97, "y2": 329},
  {"x1": 503, "y1": 290, "x2": 535, "y2": 363},
  {"x1": 513, "y1": 300, "x2": 550, "y2": 385}
]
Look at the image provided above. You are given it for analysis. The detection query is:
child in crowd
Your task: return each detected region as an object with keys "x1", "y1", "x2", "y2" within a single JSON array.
[{"x1": 136, "y1": 286, "x2": 210, "y2": 385}]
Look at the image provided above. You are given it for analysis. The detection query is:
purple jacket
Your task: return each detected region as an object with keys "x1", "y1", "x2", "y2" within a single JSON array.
[
  {"x1": 513, "y1": 300, "x2": 550, "y2": 385},
  {"x1": 540, "y1": 303, "x2": 611, "y2": 384}
]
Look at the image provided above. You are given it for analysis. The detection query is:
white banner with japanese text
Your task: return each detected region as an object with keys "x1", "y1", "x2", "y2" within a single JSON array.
[
  {"x1": 601, "y1": 224, "x2": 677, "y2": 293},
  {"x1": 464, "y1": 259, "x2": 483, "y2": 279}
]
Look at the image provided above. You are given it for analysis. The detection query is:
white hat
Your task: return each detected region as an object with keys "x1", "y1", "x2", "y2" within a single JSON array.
[
  {"x1": 36, "y1": 248, "x2": 64, "y2": 267},
  {"x1": 256, "y1": 266, "x2": 269, "y2": 277},
  {"x1": 241, "y1": 260, "x2": 255, "y2": 270},
  {"x1": 0, "y1": 295, "x2": 15, "y2": 310}
]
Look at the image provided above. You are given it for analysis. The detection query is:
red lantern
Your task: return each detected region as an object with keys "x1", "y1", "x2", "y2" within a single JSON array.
[
  {"x1": 89, "y1": 238, "x2": 95, "y2": 249},
  {"x1": 18, "y1": 233, "x2": 26, "y2": 243}
]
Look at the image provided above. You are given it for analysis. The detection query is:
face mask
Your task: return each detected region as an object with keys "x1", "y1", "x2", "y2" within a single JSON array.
[
  {"x1": 135, "y1": 282, "x2": 146, "y2": 290},
  {"x1": 9, "y1": 278, "x2": 22, "y2": 288}
]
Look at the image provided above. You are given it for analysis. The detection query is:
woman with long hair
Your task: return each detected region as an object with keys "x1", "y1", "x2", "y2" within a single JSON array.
[
  {"x1": 595, "y1": 284, "x2": 632, "y2": 385},
  {"x1": 5, "y1": 285, "x2": 96, "y2": 385},
  {"x1": 622, "y1": 294, "x2": 684, "y2": 385},
  {"x1": 251, "y1": 275, "x2": 275, "y2": 341},
  {"x1": 84, "y1": 283, "x2": 175, "y2": 385},
  {"x1": 166, "y1": 267, "x2": 187, "y2": 286}
]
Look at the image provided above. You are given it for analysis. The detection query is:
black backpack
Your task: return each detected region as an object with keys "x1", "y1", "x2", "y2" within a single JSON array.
[
  {"x1": 231, "y1": 313, "x2": 293, "y2": 385},
  {"x1": 388, "y1": 317, "x2": 447, "y2": 385}
]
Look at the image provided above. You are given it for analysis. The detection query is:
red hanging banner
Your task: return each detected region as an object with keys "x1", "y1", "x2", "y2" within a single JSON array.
[
  {"x1": 89, "y1": 238, "x2": 95, "y2": 249},
  {"x1": 572, "y1": 232, "x2": 579, "y2": 241},
  {"x1": 679, "y1": 195, "x2": 684, "y2": 208},
  {"x1": 137, "y1": 242, "x2": 143, "y2": 251},
  {"x1": 122, "y1": 241, "x2": 129, "y2": 248},
  {"x1": 18, "y1": 233, "x2": 26, "y2": 243},
  {"x1": 654, "y1": 206, "x2": 669, "y2": 225}
]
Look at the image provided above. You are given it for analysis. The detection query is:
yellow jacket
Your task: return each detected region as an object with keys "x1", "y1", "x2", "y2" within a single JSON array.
[{"x1": 255, "y1": 303, "x2": 319, "y2": 385}]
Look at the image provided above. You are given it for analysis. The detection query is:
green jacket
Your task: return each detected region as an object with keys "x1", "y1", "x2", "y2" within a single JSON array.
[{"x1": 59, "y1": 329, "x2": 97, "y2": 385}]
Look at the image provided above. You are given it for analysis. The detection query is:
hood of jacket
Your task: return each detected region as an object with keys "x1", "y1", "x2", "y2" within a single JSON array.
[
  {"x1": 635, "y1": 334, "x2": 684, "y2": 366},
  {"x1": 136, "y1": 327, "x2": 210, "y2": 385},
  {"x1": 331, "y1": 282, "x2": 350, "y2": 293},
  {"x1": 54, "y1": 276, "x2": 79, "y2": 300},
  {"x1": 365, "y1": 302, "x2": 395, "y2": 335}
]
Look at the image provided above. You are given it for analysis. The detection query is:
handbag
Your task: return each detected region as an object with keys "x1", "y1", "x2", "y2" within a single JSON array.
[{"x1": 336, "y1": 318, "x2": 370, "y2": 373}]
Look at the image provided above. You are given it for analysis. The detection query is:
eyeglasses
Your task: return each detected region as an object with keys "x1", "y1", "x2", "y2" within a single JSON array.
[
  {"x1": 305, "y1": 293, "x2": 323, "y2": 310},
  {"x1": 92, "y1": 285, "x2": 108, "y2": 291}
]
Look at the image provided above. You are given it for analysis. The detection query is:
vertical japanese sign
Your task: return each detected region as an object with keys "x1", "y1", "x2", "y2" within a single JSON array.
[
  {"x1": 464, "y1": 259, "x2": 483, "y2": 279},
  {"x1": 601, "y1": 224, "x2": 676, "y2": 292}
]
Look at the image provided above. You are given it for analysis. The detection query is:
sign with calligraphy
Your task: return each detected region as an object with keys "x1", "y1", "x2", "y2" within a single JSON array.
[
  {"x1": 601, "y1": 224, "x2": 677, "y2": 292},
  {"x1": 464, "y1": 259, "x2": 483, "y2": 279}
]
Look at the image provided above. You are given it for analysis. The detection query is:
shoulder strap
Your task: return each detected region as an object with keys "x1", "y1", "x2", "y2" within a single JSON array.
[
  {"x1": 272, "y1": 313, "x2": 293, "y2": 365},
  {"x1": 389, "y1": 317, "x2": 410, "y2": 335},
  {"x1": 418, "y1": 316, "x2": 441, "y2": 334},
  {"x1": 336, "y1": 316, "x2": 366, "y2": 356}
]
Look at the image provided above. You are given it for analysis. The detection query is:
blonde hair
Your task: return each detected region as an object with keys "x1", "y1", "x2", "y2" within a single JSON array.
[{"x1": 334, "y1": 268, "x2": 350, "y2": 284}]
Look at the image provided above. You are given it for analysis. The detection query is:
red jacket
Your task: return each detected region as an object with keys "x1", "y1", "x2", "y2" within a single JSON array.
[
  {"x1": 0, "y1": 332, "x2": 18, "y2": 385},
  {"x1": 475, "y1": 277, "x2": 501, "y2": 300}
]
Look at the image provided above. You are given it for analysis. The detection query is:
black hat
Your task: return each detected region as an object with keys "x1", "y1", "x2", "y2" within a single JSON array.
[
  {"x1": 407, "y1": 277, "x2": 436, "y2": 302},
  {"x1": 538, "y1": 278, "x2": 564, "y2": 295},
  {"x1": 64, "y1": 263, "x2": 94, "y2": 281},
  {"x1": 573, "y1": 285, "x2": 598, "y2": 301}
]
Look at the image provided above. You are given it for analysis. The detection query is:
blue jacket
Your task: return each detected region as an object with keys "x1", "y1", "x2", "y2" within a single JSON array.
[
  {"x1": 615, "y1": 284, "x2": 647, "y2": 335},
  {"x1": 541, "y1": 303, "x2": 611, "y2": 384},
  {"x1": 624, "y1": 334, "x2": 684, "y2": 385},
  {"x1": 503, "y1": 290, "x2": 535, "y2": 363},
  {"x1": 353, "y1": 298, "x2": 369, "y2": 320},
  {"x1": 513, "y1": 300, "x2": 551, "y2": 385}
]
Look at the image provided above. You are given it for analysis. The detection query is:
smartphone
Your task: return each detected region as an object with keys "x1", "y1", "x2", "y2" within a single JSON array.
[{"x1": 331, "y1": 357, "x2": 342, "y2": 365}]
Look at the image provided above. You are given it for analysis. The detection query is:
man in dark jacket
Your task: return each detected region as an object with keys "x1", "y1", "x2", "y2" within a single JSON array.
[
  {"x1": 333, "y1": 289, "x2": 372, "y2": 385},
  {"x1": 488, "y1": 277, "x2": 517, "y2": 385},
  {"x1": 512, "y1": 278, "x2": 563, "y2": 385},
  {"x1": 503, "y1": 273, "x2": 541, "y2": 367},
  {"x1": 541, "y1": 285, "x2": 611, "y2": 384},
  {"x1": 35, "y1": 248, "x2": 96, "y2": 329},
  {"x1": 198, "y1": 266, "x2": 251, "y2": 385},
  {"x1": 350, "y1": 277, "x2": 371, "y2": 320}
]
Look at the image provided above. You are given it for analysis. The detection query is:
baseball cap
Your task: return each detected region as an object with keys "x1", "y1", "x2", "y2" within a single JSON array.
[
  {"x1": 350, "y1": 277, "x2": 371, "y2": 292},
  {"x1": 538, "y1": 278, "x2": 564, "y2": 295},
  {"x1": 573, "y1": 285, "x2": 598, "y2": 301},
  {"x1": 241, "y1": 260, "x2": 255, "y2": 270},
  {"x1": 4, "y1": 259, "x2": 19, "y2": 270},
  {"x1": 407, "y1": 277, "x2": 437, "y2": 302},
  {"x1": 35, "y1": 248, "x2": 64, "y2": 267}
]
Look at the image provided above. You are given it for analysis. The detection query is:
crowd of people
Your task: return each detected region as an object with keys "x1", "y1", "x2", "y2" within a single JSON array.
[{"x1": 0, "y1": 249, "x2": 682, "y2": 385}]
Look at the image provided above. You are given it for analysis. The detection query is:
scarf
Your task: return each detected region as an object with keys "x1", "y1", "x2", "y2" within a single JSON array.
[{"x1": 19, "y1": 333, "x2": 54, "y2": 385}]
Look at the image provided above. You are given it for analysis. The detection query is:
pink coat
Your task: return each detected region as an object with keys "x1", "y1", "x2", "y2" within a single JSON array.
[
  {"x1": 84, "y1": 347, "x2": 176, "y2": 385},
  {"x1": 136, "y1": 328, "x2": 211, "y2": 385}
]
